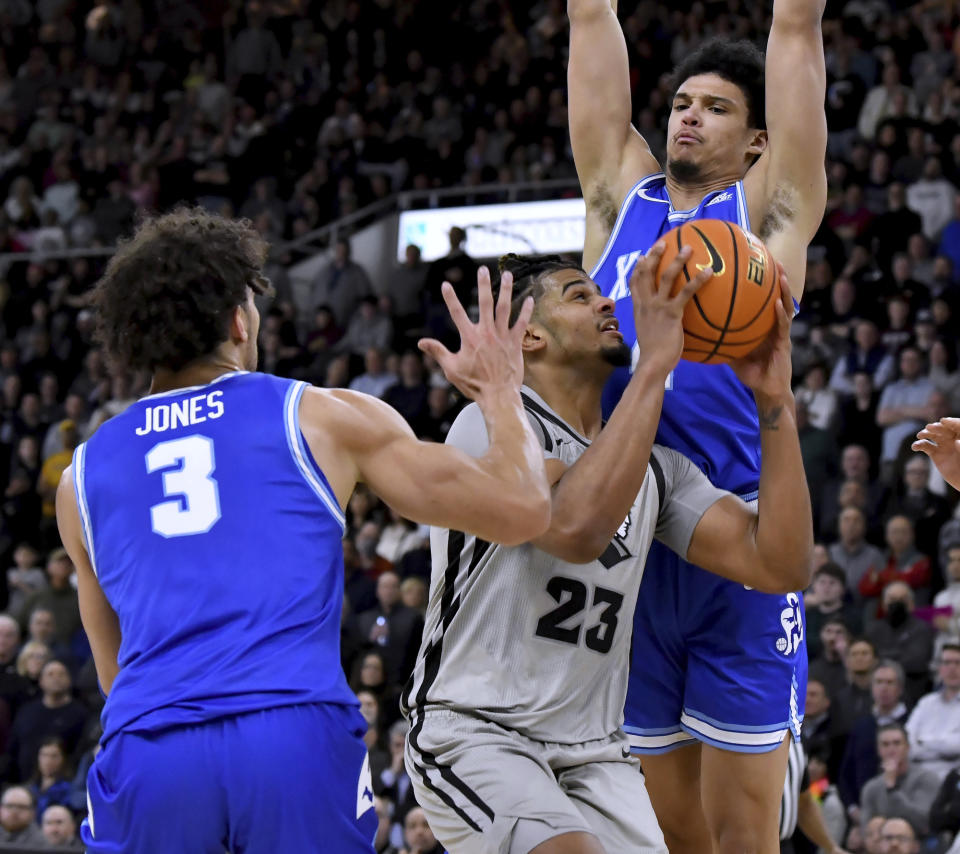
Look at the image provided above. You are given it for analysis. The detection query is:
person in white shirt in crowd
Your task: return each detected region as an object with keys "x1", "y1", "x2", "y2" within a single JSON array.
[
  {"x1": 877, "y1": 346, "x2": 935, "y2": 474},
  {"x1": 933, "y1": 546, "x2": 960, "y2": 653},
  {"x1": 904, "y1": 643, "x2": 960, "y2": 784},
  {"x1": 796, "y1": 361, "x2": 839, "y2": 432},
  {"x1": 906, "y1": 156, "x2": 958, "y2": 242},
  {"x1": 857, "y1": 64, "x2": 918, "y2": 140}
]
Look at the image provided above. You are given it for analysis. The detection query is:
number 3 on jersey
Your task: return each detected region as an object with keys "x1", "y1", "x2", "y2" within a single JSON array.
[{"x1": 146, "y1": 435, "x2": 221, "y2": 537}]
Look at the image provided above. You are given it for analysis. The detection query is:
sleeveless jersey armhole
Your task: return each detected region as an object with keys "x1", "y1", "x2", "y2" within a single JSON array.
[
  {"x1": 589, "y1": 173, "x2": 665, "y2": 278},
  {"x1": 71, "y1": 443, "x2": 99, "y2": 578},
  {"x1": 735, "y1": 180, "x2": 751, "y2": 232},
  {"x1": 283, "y1": 381, "x2": 346, "y2": 533}
]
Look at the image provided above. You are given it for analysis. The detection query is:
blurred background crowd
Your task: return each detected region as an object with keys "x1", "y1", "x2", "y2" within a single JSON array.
[{"x1": 0, "y1": 0, "x2": 957, "y2": 851}]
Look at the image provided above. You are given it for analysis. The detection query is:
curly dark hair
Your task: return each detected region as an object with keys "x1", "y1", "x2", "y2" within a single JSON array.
[
  {"x1": 668, "y1": 39, "x2": 766, "y2": 129},
  {"x1": 496, "y1": 253, "x2": 586, "y2": 324},
  {"x1": 90, "y1": 207, "x2": 271, "y2": 372}
]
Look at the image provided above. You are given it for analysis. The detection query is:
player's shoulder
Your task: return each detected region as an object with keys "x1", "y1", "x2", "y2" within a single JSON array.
[{"x1": 649, "y1": 444, "x2": 689, "y2": 476}]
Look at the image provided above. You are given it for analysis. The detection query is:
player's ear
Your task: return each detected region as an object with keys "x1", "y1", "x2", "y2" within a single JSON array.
[
  {"x1": 746, "y1": 129, "x2": 767, "y2": 158},
  {"x1": 522, "y1": 320, "x2": 547, "y2": 354},
  {"x1": 230, "y1": 304, "x2": 249, "y2": 344}
]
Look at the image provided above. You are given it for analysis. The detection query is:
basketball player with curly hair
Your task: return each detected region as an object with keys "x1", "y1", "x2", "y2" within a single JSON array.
[{"x1": 54, "y1": 208, "x2": 552, "y2": 853}]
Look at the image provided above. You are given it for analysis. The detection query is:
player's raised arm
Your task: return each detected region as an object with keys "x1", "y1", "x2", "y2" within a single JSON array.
[
  {"x1": 55, "y1": 466, "x2": 122, "y2": 695},
  {"x1": 568, "y1": 0, "x2": 659, "y2": 268},
  {"x1": 302, "y1": 269, "x2": 551, "y2": 547},
  {"x1": 685, "y1": 271, "x2": 813, "y2": 592},
  {"x1": 749, "y1": 0, "x2": 828, "y2": 296}
]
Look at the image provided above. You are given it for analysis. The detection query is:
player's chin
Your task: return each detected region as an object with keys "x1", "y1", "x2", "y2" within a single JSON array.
[{"x1": 601, "y1": 342, "x2": 632, "y2": 368}]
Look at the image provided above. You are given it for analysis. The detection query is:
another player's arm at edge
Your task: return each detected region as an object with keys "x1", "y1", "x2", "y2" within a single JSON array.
[
  {"x1": 567, "y1": 0, "x2": 659, "y2": 270},
  {"x1": 56, "y1": 467, "x2": 121, "y2": 695},
  {"x1": 745, "y1": 0, "x2": 828, "y2": 299}
]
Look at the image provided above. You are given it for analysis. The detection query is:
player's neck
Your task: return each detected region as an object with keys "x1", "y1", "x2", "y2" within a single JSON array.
[
  {"x1": 664, "y1": 172, "x2": 741, "y2": 212},
  {"x1": 150, "y1": 352, "x2": 246, "y2": 395},
  {"x1": 523, "y1": 367, "x2": 605, "y2": 440}
]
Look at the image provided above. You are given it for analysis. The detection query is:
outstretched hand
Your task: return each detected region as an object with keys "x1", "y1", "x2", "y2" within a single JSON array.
[
  {"x1": 913, "y1": 417, "x2": 960, "y2": 491},
  {"x1": 729, "y1": 264, "x2": 793, "y2": 399},
  {"x1": 629, "y1": 241, "x2": 713, "y2": 374},
  {"x1": 418, "y1": 266, "x2": 533, "y2": 404}
]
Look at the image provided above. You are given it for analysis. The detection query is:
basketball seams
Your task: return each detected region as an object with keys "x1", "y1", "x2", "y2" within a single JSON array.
[
  {"x1": 731, "y1": 241, "x2": 778, "y2": 332},
  {"x1": 696, "y1": 222, "x2": 739, "y2": 363},
  {"x1": 663, "y1": 219, "x2": 778, "y2": 363}
]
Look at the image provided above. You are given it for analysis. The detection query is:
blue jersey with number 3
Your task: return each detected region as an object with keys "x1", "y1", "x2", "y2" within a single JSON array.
[
  {"x1": 591, "y1": 173, "x2": 761, "y2": 499},
  {"x1": 73, "y1": 371, "x2": 355, "y2": 744}
]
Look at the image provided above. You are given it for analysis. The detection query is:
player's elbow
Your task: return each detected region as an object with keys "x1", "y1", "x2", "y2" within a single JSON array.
[
  {"x1": 532, "y1": 522, "x2": 609, "y2": 563},
  {"x1": 757, "y1": 550, "x2": 813, "y2": 594},
  {"x1": 493, "y1": 494, "x2": 552, "y2": 547}
]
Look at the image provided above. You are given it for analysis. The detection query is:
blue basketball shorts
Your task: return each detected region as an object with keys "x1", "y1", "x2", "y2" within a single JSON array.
[
  {"x1": 81, "y1": 702, "x2": 377, "y2": 853},
  {"x1": 624, "y1": 539, "x2": 807, "y2": 755}
]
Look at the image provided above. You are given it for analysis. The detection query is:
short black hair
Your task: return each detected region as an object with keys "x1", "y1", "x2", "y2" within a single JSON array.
[
  {"x1": 90, "y1": 207, "x2": 270, "y2": 372},
  {"x1": 496, "y1": 253, "x2": 587, "y2": 324},
  {"x1": 668, "y1": 39, "x2": 766, "y2": 129},
  {"x1": 815, "y1": 562, "x2": 847, "y2": 586}
]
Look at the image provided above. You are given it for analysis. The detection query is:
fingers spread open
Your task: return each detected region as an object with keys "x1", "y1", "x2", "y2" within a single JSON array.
[
  {"x1": 476, "y1": 265, "x2": 494, "y2": 327},
  {"x1": 440, "y1": 281, "x2": 471, "y2": 337},
  {"x1": 496, "y1": 270, "x2": 514, "y2": 334},
  {"x1": 417, "y1": 338, "x2": 451, "y2": 365},
  {"x1": 512, "y1": 295, "x2": 535, "y2": 340}
]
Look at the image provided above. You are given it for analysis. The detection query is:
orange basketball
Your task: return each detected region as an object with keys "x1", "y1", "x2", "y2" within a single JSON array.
[{"x1": 656, "y1": 219, "x2": 780, "y2": 364}]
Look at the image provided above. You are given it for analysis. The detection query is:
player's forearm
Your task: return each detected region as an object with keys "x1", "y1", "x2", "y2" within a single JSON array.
[
  {"x1": 797, "y1": 792, "x2": 839, "y2": 853},
  {"x1": 772, "y1": 0, "x2": 826, "y2": 29},
  {"x1": 568, "y1": 0, "x2": 613, "y2": 21},
  {"x1": 754, "y1": 391, "x2": 813, "y2": 591},
  {"x1": 543, "y1": 363, "x2": 668, "y2": 561},
  {"x1": 475, "y1": 391, "x2": 552, "y2": 542}
]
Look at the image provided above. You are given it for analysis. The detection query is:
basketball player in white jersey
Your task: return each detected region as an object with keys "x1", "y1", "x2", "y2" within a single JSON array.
[
  {"x1": 567, "y1": 1, "x2": 828, "y2": 850},
  {"x1": 403, "y1": 246, "x2": 813, "y2": 854}
]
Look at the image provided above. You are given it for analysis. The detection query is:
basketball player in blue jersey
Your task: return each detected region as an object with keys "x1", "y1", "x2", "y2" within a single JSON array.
[
  {"x1": 53, "y1": 208, "x2": 551, "y2": 854},
  {"x1": 567, "y1": 1, "x2": 828, "y2": 852}
]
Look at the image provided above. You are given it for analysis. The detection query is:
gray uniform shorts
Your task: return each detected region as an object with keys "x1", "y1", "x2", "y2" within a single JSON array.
[{"x1": 405, "y1": 709, "x2": 666, "y2": 854}]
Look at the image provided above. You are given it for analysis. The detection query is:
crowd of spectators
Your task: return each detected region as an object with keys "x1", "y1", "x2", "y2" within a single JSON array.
[{"x1": 0, "y1": 0, "x2": 957, "y2": 851}]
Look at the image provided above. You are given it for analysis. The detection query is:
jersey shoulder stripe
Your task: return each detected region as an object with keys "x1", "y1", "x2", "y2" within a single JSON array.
[
  {"x1": 648, "y1": 449, "x2": 666, "y2": 518},
  {"x1": 520, "y1": 393, "x2": 588, "y2": 448}
]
